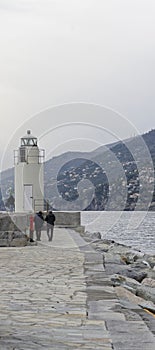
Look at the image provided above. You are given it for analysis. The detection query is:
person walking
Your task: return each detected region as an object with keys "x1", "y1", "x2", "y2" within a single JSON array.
[
  {"x1": 45, "y1": 211, "x2": 55, "y2": 241},
  {"x1": 34, "y1": 211, "x2": 44, "y2": 241}
]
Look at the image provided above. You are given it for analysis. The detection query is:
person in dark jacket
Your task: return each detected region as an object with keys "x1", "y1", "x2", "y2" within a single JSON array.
[
  {"x1": 34, "y1": 211, "x2": 44, "y2": 241},
  {"x1": 45, "y1": 211, "x2": 55, "y2": 241}
]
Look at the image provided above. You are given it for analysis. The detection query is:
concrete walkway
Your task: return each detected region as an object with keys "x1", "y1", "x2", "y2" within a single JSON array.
[{"x1": 0, "y1": 228, "x2": 155, "y2": 349}]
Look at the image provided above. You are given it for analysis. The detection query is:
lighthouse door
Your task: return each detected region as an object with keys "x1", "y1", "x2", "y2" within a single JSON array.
[{"x1": 24, "y1": 185, "x2": 33, "y2": 211}]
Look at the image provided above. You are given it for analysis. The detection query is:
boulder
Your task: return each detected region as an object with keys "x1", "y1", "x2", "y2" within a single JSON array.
[
  {"x1": 81, "y1": 231, "x2": 101, "y2": 242},
  {"x1": 105, "y1": 261, "x2": 147, "y2": 282},
  {"x1": 108, "y1": 243, "x2": 141, "y2": 256},
  {"x1": 141, "y1": 278, "x2": 155, "y2": 288},
  {"x1": 111, "y1": 274, "x2": 141, "y2": 291},
  {"x1": 129, "y1": 261, "x2": 151, "y2": 270},
  {"x1": 0, "y1": 216, "x2": 18, "y2": 231},
  {"x1": 115, "y1": 286, "x2": 155, "y2": 313},
  {"x1": 123, "y1": 269, "x2": 147, "y2": 283},
  {"x1": 120, "y1": 253, "x2": 145, "y2": 265},
  {"x1": 104, "y1": 252, "x2": 125, "y2": 265},
  {"x1": 144, "y1": 255, "x2": 155, "y2": 269},
  {"x1": 146, "y1": 269, "x2": 155, "y2": 280},
  {"x1": 91, "y1": 241, "x2": 110, "y2": 252},
  {"x1": 136, "y1": 285, "x2": 155, "y2": 303},
  {"x1": 0, "y1": 231, "x2": 28, "y2": 247}
]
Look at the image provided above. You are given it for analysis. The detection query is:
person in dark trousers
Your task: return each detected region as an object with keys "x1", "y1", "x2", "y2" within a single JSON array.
[
  {"x1": 45, "y1": 211, "x2": 55, "y2": 241},
  {"x1": 34, "y1": 211, "x2": 44, "y2": 241}
]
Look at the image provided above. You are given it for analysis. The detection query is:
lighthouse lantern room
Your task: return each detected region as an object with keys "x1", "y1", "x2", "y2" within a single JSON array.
[{"x1": 14, "y1": 130, "x2": 45, "y2": 213}]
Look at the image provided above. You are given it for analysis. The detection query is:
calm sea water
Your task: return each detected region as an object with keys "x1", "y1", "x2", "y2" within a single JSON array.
[{"x1": 81, "y1": 211, "x2": 155, "y2": 255}]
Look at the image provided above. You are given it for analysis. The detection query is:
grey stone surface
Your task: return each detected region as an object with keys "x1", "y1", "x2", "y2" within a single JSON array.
[
  {"x1": 0, "y1": 227, "x2": 155, "y2": 349},
  {"x1": 136, "y1": 285, "x2": 155, "y2": 303},
  {"x1": 107, "y1": 320, "x2": 155, "y2": 350},
  {"x1": 111, "y1": 273, "x2": 141, "y2": 290},
  {"x1": 142, "y1": 277, "x2": 155, "y2": 287},
  {"x1": 0, "y1": 228, "x2": 113, "y2": 349},
  {"x1": 139, "y1": 309, "x2": 155, "y2": 335}
]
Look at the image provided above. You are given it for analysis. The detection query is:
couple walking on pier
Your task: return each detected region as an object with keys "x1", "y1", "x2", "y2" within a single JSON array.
[{"x1": 34, "y1": 211, "x2": 55, "y2": 241}]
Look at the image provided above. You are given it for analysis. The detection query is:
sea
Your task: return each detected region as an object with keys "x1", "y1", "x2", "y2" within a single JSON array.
[{"x1": 81, "y1": 211, "x2": 155, "y2": 255}]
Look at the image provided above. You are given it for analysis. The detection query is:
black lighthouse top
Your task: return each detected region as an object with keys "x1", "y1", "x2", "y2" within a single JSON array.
[{"x1": 20, "y1": 130, "x2": 37, "y2": 147}]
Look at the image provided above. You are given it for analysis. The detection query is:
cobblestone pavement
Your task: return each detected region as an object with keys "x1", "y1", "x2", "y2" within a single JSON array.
[{"x1": 0, "y1": 228, "x2": 155, "y2": 349}]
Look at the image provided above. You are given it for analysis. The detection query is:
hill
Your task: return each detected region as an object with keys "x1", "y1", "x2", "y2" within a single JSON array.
[{"x1": 0, "y1": 129, "x2": 155, "y2": 211}]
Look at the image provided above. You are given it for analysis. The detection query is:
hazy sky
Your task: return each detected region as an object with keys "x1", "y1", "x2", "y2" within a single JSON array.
[{"x1": 0, "y1": 0, "x2": 155, "y2": 169}]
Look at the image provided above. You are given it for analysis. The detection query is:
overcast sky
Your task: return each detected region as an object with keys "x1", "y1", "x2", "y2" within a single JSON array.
[{"x1": 0, "y1": 0, "x2": 155, "y2": 169}]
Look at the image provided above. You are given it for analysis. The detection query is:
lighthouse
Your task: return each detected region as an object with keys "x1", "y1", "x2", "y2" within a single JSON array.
[{"x1": 14, "y1": 130, "x2": 45, "y2": 213}]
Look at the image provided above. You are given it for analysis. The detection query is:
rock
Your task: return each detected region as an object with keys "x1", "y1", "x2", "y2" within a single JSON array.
[
  {"x1": 82, "y1": 231, "x2": 101, "y2": 241},
  {"x1": 124, "y1": 270, "x2": 147, "y2": 283},
  {"x1": 142, "y1": 278, "x2": 155, "y2": 288},
  {"x1": 108, "y1": 243, "x2": 142, "y2": 257},
  {"x1": 118, "y1": 300, "x2": 142, "y2": 311},
  {"x1": 147, "y1": 269, "x2": 155, "y2": 279},
  {"x1": 136, "y1": 286, "x2": 155, "y2": 303},
  {"x1": 121, "y1": 253, "x2": 145, "y2": 265},
  {"x1": 102, "y1": 238, "x2": 115, "y2": 245},
  {"x1": 82, "y1": 230, "x2": 155, "y2": 313},
  {"x1": 145, "y1": 256, "x2": 155, "y2": 269},
  {"x1": 138, "y1": 301, "x2": 155, "y2": 313},
  {"x1": 10, "y1": 237, "x2": 28, "y2": 247},
  {"x1": 115, "y1": 285, "x2": 148, "y2": 305},
  {"x1": 130, "y1": 261, "x2": 151, "y2": 270},
  {"x1": 91, "y1": 241, "x2": 110, "y2": 252},
  {"x1": 105, "y1": 262, "x2": 147, "y2": 282},
  {"x1": 0, "y1": 231, "x2": 28, "y2": 247},
  {"x1": 104, "y1": 263, "x2": 129, "y2": 276},
  {"x1": 115, "y1": 285, "x2": 155, "y2": 312},
  {"x1": 90, "y1": 231, "x2": 102, "y2": 240},
  {"x1": 111, "y1": 274, "x2": 141, "y2": 291},
  {"x1": 104, "y1": 252, "x2": 125, "y2": 265},
  {"x1": 111, "y1": 274, "x2": 127, "y2": 286},
  {"x1": 0, "y1": 216, "x2": 18, "y2": 231}
]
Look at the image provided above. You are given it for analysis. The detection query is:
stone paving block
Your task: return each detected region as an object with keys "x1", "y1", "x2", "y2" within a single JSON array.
[
  {"x1": 106, "y1": 320, "x2": 155, "y2": 349},
  {"x1": 88, "y1": 300, "x2": 120, "y2": 312},
  {"x1": 89, "y1": 311, "x2": 125, "y2": 321},
  {"x1": 137, "y1": 310, "x2": 155, "y2": 336},
  {"x1": 123, "y1": 309, "x2": 143, "y2": 321},
  {"x1": 87, "y1": 286, "x2": 116, "y2": 301},
  {"x1": 84, "y1": 263, "x2": 104, "y2": 272},
  {"x1": 87, "y1": 299, "x2": 125, "y2": 321},
  {"x1": 83, "y1": 319, "x2": 107, "y2": 328}
]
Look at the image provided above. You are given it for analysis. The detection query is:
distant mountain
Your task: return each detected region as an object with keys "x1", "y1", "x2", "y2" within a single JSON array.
[{"x1": 0, "y1": 129, "x2": 155, "y2": 211}]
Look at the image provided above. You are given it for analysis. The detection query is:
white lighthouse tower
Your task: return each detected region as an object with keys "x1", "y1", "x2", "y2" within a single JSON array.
[{"x1": 14, "y1": 130, "x2": 45, "y2": 213}]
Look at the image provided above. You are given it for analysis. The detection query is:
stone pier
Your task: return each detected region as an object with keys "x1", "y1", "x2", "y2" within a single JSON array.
[{"x1": 0, "y1": 228, "x2": 155, "y2": 349}]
